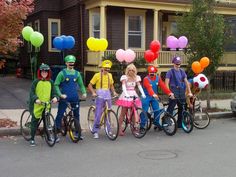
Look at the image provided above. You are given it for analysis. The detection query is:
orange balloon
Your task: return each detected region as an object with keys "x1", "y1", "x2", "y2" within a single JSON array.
[
  {"x1": 191, "y1": 61, "x2": 202, "y2": 74},
  {"x1": 200, "y1": 57, "x2": 210, "y2": 69}
]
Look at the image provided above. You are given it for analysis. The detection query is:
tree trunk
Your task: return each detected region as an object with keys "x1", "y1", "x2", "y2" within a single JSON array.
[{"x1": 206, "y1": 76, "x2": 211, "y2": 109}]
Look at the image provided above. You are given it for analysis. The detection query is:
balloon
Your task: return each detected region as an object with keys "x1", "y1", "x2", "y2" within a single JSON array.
[
  {"x1": 178, "y1": 36, "x2": 188, "y2": 49},
  {"x1": 115, "y1": 49, "x2": 125, "y2": 62},
  {"x1": 86, "y1": 37, "x2": 96, "y2": 51},
  {"x1": 99, "y1": 38, "x2": 108, "y2": 51},
  {"x1": 150, "y1": 40, "x2": 161, "y2": 53},
  {"x1": 200, "y1": 57, "x2": 210, "y2": 68},
  {"x1": 64, "y1": 35, "x2": 75, "y2": 49},
  {"x1": 191, "y1": 61, "x2": 202, "y2": 74},
  {"x1": 124, "y1": 49, "x2": 136, "y2": 63},
  {"x1": 166, "y1": 36, "x2": 178, "y2": 49},
  {"x1": 144, "y1": 50, "x2": 155, "y2": 63},
  {"x1": 193, "y1": 74, "x2": 209, "y2": 89},
  {"x1": 30, "y1": 32, "x2": 44, "y2": 47},
  {"x1": 22, "y1": 26, "x2": 34, "y2": 41},
  {"x1": 153, "y1": 52, "x2": 159, "y2": 60},
  {"x1": 53, "y1": 36, "x2": 64, "y2": 50}
]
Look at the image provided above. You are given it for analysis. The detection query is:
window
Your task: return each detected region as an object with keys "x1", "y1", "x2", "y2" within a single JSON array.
[
  {"x1": 27, "y1": 22, "x2": 32, "y2": 53},
  {"x1": 48, "y1": 19, "x2": 61, "y2": 52},
  {"x1": 34, "y1": 20, "x2": 40, "y2": 31},
  {"x1": 125, "y1": 9, "x2": 146, "y2": 49},
  {"x1": 90, "y1": 9, "x2": 100, "y2": 38}
]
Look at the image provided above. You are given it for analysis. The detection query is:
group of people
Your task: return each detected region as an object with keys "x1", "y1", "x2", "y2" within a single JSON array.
[{"x1": 28, "y1": 54, "x2": 197, "y2": 146}]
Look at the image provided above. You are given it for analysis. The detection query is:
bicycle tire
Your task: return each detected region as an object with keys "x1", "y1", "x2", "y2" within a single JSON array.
[
  {"x1": 161, "y1": 112, "x2": 177, "y2": 136},
  {"x1": 87, "y1": 106, "x2": 95, "y2": 133},
  {"x1": 130, "y1": 108, "x2": 148, "y2": 139},
  {"x1": 193, "y1": 109, "x2": 210, "y2": 129},
  {"x1": 20, "y1": 109, "x2": 32, "y2": 141},
  {"x1": 146, "y1": 112, "x2": 153, "y2": 131},
  {"x1": 116, "y1": 106, "x2": 128, "y2": 133},
  {"x1": 104, "y1": 109, "x2": 119, "y2": 140},
  {"x1": 68, "y1": 118, "x2": 81, "y2": 143},
  {"x1": 182, "y1": 111, "x2": 194, "y2": 133},
  {"x1": 44, "y1": 113, "x2": 56, "y2": 147},
  {"x1": 60, "y1": 115, "x2": 68, "y2": 136}
]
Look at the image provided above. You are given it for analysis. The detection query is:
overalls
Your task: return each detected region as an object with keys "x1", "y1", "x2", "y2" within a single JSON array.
[
  {"x1": 141, "y1": 76, "x2": 160, "y2": 127},
  {"x1": 55, "y1": 70, "x2": 80, "y2": 129}
]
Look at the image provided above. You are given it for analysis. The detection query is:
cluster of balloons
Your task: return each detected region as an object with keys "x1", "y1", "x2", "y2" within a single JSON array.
[
  {"x1": 191, "y1": 57, "x2": 210, "y2": 74},
  {"x1": 22, "y1": 26, "x2": 44, "y2": 47},
  {"x1": 115, "y1": 49, "x2": 136, "y2": 63},
  {"x1": 53, "y1": 35, "x2": 75, "y2": 50},
  {"x1": 144, "y1": 40, "x2": 161, "y2": 63},
  {"x1": 166, "y1": 36, "x2": 188, "y2": 50},
  {"x1": 86, "y1": 37, "x2": 108, "y2": 52}
]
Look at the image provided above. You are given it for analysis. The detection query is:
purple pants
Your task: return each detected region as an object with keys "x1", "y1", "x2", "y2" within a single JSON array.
[{"x1": 93, "y1": 90, "x2": 112, "y2": 133}]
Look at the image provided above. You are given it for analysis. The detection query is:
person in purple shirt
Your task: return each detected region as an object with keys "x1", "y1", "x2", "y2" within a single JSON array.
[{"x1": 165, "y1": 56, "x2": 192, "y2": 128}]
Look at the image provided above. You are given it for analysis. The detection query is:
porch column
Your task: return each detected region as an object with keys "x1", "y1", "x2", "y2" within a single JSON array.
[
  {"x1": 100, "y1": 5, "x2": 106, "y2": 38},
  {"x1": 153, "y1": 9, "x2": 159, "y2": 40}
]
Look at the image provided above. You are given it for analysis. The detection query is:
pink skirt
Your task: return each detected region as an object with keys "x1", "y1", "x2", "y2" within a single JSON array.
[{"x1": 116, "y1": 99, "x2": 142, "y2": 108}]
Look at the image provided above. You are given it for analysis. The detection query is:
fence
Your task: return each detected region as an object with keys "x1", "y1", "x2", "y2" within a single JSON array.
[{"x1": 211, "y1": 71, "x2": 236, "y2": 91}]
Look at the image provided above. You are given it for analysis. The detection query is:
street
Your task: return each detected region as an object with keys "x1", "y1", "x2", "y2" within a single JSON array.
[{"x1": 1, "y1": 118, "x2": 236, "y2": 177}]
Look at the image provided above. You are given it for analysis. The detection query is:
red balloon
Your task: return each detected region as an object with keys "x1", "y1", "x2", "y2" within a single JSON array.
[
  {"x1": 144, "y1": 50, "x2": 155, "y2": 63},
  {"x1": 153, "y1": 52, "x2": 159, "y2": 60},
  {"x1": 150, "y1": 40, "x2": 161, "y2": 53}
]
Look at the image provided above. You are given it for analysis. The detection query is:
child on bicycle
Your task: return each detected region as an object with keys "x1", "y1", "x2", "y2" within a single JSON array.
[
  {"x1": 165, "y1": 56, "x2": 192, "y2": 128},
  {"x1": 141, "y1": 65, "x2": 174, "y2": 130},
  {"x1": 54, "y1": 55, "x2": 87, "y2": 142},
  {"x1": 28, "y1": 63, "x2": 58, "y2": 146},
  {"x1": 88, "y1": 60, "x2": 118, "y2": 139},
  {"x1": 116, "y1": 63, "x2": 146, "y2": 136}
]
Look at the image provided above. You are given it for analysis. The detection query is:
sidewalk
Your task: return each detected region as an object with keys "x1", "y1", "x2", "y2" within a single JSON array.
[{"x1": 0, "y1": 76, "x2": 234, "y2": 136}]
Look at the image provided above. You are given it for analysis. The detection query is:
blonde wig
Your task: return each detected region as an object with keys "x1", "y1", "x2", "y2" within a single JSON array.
[{"x1": 125, "y1": 63, "x2": 137, "y2": 80}]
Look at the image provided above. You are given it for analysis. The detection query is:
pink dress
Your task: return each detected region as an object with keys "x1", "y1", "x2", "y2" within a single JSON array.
[{"x1": 116, "y1": 75, "x2": 142, "y2": 108}]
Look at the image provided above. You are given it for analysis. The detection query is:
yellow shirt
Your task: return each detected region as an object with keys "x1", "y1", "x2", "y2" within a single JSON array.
[{"x1": 90, "y1": 72, "x2": 114, "y2": 90}]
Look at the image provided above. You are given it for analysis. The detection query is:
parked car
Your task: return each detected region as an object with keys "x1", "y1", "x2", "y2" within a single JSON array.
[{"x1": 231, "y1": 96, "x2": 236, "y2": 116}]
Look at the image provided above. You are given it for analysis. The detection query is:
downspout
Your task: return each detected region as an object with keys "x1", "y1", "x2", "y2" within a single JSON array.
[{"x1": 80, "y1": 3, "x2": 84, "y2": 72}]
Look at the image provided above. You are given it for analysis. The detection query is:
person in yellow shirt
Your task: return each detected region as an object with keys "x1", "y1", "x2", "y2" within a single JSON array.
[{"x1": 88, "y1": 60, "x2": 118, "y2": 138}]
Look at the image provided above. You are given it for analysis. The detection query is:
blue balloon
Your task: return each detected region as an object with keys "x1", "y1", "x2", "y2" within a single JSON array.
[
  {"x1": 53, "y1": 37, "x2": 64, "y2": 50},
  {"x1": 64, "y1": 36, "x2": 75, "y2": 49}
]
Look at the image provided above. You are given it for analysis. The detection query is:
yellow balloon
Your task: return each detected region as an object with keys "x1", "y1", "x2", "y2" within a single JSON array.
[
  {"x1": 99, "y1": 38, "x2": 108, "y2": 51},
  {"x1": 86, "y1": 37, "x2": 96, "y2": 51},
  {"x1": 92, "y1": 38, "x2": 100, "y2": 52}
]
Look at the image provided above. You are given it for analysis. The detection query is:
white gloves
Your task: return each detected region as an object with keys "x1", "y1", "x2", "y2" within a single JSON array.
[{"x1": 138, "y1": 85, "x2": 146, "y2": 98}]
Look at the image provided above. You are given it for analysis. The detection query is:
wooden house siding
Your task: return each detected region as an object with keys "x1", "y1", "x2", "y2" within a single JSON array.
[{"x1": 145, "y1": 9, "x2": 154, "y2": 50}]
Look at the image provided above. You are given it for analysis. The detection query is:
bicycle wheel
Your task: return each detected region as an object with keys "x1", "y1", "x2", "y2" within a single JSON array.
[
  {"x1": 44, "y1": 113, "x2": 56, "y2": 147},
  {"x1": 146, "y1": 112, "x2": 153, "y2": 131},
  {"x1": 20, "y1": 109, "x2": 32, "y2": 141},
  {"x1": 193, "y1": 108, "x2": 210, "y2": 129},
  {"x1": 116, "y1": 106, "x2": 128, "y2": 133},
  {"x1": 68, "y1": 118, "x2": 81, "y2": 143},
  {"x1": 130, "y1": 108, "x2": 148, "y2": 139},
  {"x1": 60, "y1": 115, "x2": 68, "y2": 136},
  {"x1": 161, "y1": 112, "x2": 177, "y2": 136},
  {"x1": 87, "y1": 106, "x2": 95, "y2": 133},
  {"x1": 104, "y1": 109, "x2": 119, "y2": 140},
  {"x1": 182, "y1": 111, "x2": 194, "y2": 133}
]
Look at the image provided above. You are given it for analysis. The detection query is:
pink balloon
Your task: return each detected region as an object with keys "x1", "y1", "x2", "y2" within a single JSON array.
[
  {"x1": 115, "y1": 49, "x2": 125, "y2": 62},
  {"x1": 166, "y1": 36, "x2": 178, "y2": 49},
  {"x1": 124, "y1": 49, "x2": 136, "y2": 63},
  {"x1": 178, "y1": 36, "x2": 188, "y2": 49}
]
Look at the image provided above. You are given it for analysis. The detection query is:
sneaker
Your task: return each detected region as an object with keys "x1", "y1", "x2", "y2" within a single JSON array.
[
  {"x1": 55, "y1": 136, "x2": 60, "y2": 143},
  {"x1": 108, "y1": 131, "x2": 115, "y2": 137},
  {"x1": 154, "y1": 124, "x2": 162, "y2": 131},
  {"x1": 74, "y1": 132, "x2": 84, "y2": 140},
  {"x1": 93, "y1": 132, "x2": 99, "y2": 139},
  {"x1": 29, "y1": 140, "x2": 36, "y2": 147}
]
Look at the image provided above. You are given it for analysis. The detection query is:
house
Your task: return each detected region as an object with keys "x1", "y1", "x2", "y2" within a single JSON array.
[{"x1": 20, "y1": 0, "x2": 236, "y2": 87}]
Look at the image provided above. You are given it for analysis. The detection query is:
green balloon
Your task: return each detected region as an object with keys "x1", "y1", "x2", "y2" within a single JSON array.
[
  {"x1": 30, "y1": 32, "x2": 44, "y2": 47},
  {"x1": 22, "y1": 26, "x2": 34, "y2": 41}
]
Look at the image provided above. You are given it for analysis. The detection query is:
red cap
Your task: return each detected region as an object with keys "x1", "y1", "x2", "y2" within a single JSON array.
[{"x1": 147, "y1": 65, "x2": 158, "y2": 73}]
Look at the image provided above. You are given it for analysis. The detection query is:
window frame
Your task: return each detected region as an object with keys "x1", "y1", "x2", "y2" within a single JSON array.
[
  {"x1": 48, "y1": 18, "x2": 61, "y2": 52},
  {"x1": 89, "y1": 8, "x2": 100, "y2": 38},
  {"x1": 26, "y1": 22, "x2": 32, "y2": 53}
]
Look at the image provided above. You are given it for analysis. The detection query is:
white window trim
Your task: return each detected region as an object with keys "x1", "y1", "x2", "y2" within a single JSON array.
[
  {"x1": 125, "y1": 9, "x2": 146, "y2": 50},
  {"x1": 34, "y1": 19, "x2": 40, "y2": 32},
  {"x1": 48, "y1": 18, "x2": 61, "y2": 52},
  {"x1": 89, "y1": 8, "x2": 100, "y2": 38}
]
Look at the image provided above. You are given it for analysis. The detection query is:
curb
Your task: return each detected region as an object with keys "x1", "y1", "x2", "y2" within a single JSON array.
[{"x1": 0, "y1": 112, "x2": 235, "y2": 137}]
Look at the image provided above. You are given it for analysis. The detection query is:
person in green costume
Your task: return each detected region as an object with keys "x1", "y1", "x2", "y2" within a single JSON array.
[{"x1": 28, "y1": 63, "x2": 58, "y2": 146}]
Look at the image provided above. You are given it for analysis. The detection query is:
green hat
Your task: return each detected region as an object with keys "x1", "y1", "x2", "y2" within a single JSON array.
[
  {"x1": 64, "y1": 55, "x2": 76, "y2": 63},
  {"x1": 39, "y1": 63, "x2": 50, "y2": 70}
]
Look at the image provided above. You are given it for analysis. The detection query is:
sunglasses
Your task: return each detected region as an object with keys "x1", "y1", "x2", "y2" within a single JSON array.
[{"x1": 175, "y1": 63, "x2": 181, "y2": 66}]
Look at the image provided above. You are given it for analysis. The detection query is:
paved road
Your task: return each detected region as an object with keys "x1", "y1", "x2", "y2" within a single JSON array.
[{"x1": 1, "y1": 118, "x2": 236, "y2": 177}]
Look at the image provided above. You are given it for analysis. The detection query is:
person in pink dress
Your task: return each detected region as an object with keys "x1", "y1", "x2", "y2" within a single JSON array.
[{"x1": 116, "y1": 63, "x2": 146, "y2": 136}]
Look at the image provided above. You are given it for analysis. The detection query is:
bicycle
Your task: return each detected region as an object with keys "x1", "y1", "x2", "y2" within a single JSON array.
[
  {"x1": 116, "y1": 96, "x2": 149, "y2": 138},
  {"x1": 87, "y1": 96, "x2": 119, "y2": 140},
  {"x1": 60, "y1": 100, "x2": 85, "y2": 143},
  {"x1": 20, "y1": 101, "x2": 56, "y2": 147},
  {"x1": 190, "y1": 96, "x2": 210, "y2": 129},
  {"x1": 172, "y1": 98, "x2": 194, "y2": 133},
  {"x1": 146, "y1": 98, "x2": 177, "y2": 136}
]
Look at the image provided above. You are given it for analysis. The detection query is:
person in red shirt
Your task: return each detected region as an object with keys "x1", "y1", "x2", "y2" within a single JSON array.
[{"x1": 141, "y1": 65, "x2": 174, "y2": 130}]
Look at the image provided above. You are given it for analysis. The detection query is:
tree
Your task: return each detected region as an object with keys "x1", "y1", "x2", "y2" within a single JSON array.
[
  {"x1": 177, "y1": 0, "x2": 226, "y2": 108},
  {"x1": 0, "y1": 0, "x2": 34, "y2": 54}
]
